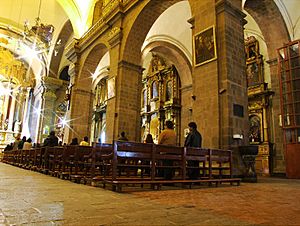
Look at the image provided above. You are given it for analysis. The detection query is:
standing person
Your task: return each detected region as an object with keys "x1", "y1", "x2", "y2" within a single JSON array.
[
  {"x1": 157, "y1": 120, "x2": 177, "y2": 180},
  {"x1": 80, "y1": 136, "x2": 89, "y2": 146},
  {"x1": 43, "y1": 131, "x2": 59, "y2": 147},
  {"x1": 184, "y1": 122, "x2": 202, "y2": 179},
  {"x1": 18, "y1": 136, "x2": 27, "y2": 149},
  {"x1": 118, "y1": 131, "x2": 128, "y2": 141}
]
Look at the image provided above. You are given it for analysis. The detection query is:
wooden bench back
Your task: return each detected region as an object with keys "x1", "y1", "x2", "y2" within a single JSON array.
[{"x1": 185, "y1": 147, "x2": 210, "y2": 161}]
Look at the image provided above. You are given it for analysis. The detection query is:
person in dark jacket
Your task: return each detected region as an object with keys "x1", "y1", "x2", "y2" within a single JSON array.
[
  {"x1": 43, "y1": 131, "x2": 59, "y2": 147},
  {"x1": 18, "y1": 136, "x2": 27, "y2": 149},
  {"x1": 70, "y1": 138, "x2": 79, "y2": 145},
  {"x1": 118, "y1": 131, "x2": 128, "y2": 141},
  {"x1": 184, "y1": 122, "x2": 202, "y2": 179}
]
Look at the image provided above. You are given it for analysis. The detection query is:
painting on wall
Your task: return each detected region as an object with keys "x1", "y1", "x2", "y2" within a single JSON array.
[
  {"x1": 107, "y1": 77, "x2": 115, "y2": 99},
  {"x1": 193, "y1": 26, "x2": 217, "y2": 66}
]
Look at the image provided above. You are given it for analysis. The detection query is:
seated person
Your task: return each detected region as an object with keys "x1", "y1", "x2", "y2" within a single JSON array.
[{"x1": 80, "y1": 136, "x2": 89, "y2": 146}]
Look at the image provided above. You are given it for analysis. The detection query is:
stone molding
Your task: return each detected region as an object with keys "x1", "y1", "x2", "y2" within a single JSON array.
[
  {"x1": 180, "y1": 84, "x2": 192, "y2": 92},
  {"x1": 118, "y1": 60, "x2": 143, "y2": 73},
  {"x1": 142, "y1": 34, "x2": 192, "y2": 64},
  {"x1": 216, "y1": 0, "x2": 246, "y2": 21},
  {"x1": 73, "y1": 87, "x2": 93, "y2": 96},
  {"x1": 108, "y1": 26, "x2": 122, "y2": 48},
  {"x1": 65, "y1": 39, "x2": 80, "y2": 63},
  {"x1": 43, "y1": 77, "x2": 64, "y2": 91}
]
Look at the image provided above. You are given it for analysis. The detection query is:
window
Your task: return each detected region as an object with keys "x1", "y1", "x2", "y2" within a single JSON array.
[{"x1": 278, "y1": 40, "x2": 300, "y2": 143}]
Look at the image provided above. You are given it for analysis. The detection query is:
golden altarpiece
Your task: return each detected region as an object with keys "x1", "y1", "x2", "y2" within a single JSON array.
[
  {"x1": 245, "y1": 36, "x2": 274, "y2": 176},
  {"x1": 0, "y1": 46, "x2": 35, "y2": 149},
  {"x1": 91, "y1": 77, "x2": 108, "y2": 144},
  {"x1": 140, "y1": 54, "x2": 181, "y2": 144}
]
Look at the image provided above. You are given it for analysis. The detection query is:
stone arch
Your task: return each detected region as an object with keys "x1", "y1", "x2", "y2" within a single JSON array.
[
  {"x1": 79, "y1": 42, "x2": 109, "y2": 92},
  {"x1": 142, "y1": 40, "x2": 192, "y2": 144},
  {"x1": 49, "y1": 20, "x2": 73, "y2": 78},
  {"x1": 142, "y1": 40, "x2": 192, "y2": 87},
  {"x1": 121, "y1": 0, "x2": 189, "y2": 65},
  {"x1": 244, "y1": 0, "x2": 290, "y2": 59}
]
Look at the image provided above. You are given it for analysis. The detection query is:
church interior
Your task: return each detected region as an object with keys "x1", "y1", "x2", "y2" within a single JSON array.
[{"x1": 0, "y1": 0, "x2": 300, "y2": 179}]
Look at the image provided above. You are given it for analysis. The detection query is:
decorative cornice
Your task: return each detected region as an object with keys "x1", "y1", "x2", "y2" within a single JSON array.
[
  {"x1": 216, "y1": 0, "x2": 246, "y2": 20},
  {"x1": 118, "y1": 60, "x2": 143, "y2": 73},
  {"x1": 43, "y1": 76, "x2": 64, "y2": 91},
  {"x1": 73, "y1": 87, "x2": 93, "y2": 96},
  {"x1": 102, "y1": 0, "x2": 122, "y2": 18},
  {"x1": 65, "y1": 39, "x2": 80, "y2": 64},
  {"x1": 108, "y1": 26, "x2": 122, "y2": 48}
]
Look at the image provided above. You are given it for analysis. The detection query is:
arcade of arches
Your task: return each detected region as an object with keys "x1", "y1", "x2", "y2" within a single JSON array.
[{"x1": 0, "y1": 0, "x2": 300, "y2": 178}]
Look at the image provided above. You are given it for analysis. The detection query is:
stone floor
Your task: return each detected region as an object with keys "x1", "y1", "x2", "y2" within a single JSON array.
[{"x1": 0, "y1": 163, "x2": 300, "y2": 225}]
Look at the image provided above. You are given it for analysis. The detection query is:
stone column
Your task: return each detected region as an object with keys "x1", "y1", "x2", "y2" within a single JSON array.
[
  {"x1": 2, "y1": 88, "x2": 10, "y2": 125},
  {"x1": 110, "y1": 60, "x2": 143, "y2": 142},
  {"x1": 69, "y1": 87, "x2": 93, "y2": 140},
  {"x1": 64, "y1": 41, "x2": 82, "y2": 143},
  {"x1": 107, "y1": 26, "x2": 144, "y2": 142},
  {"x1": 21, "y1": 88, "x2": 31, "y2": 137},
  {"x1": 41, "y1": 77, "x2": 63, "y2": 141},
  {"x1": 7, "y1": 90, "x2": 16, "y2": 131},
  {"x1": 215, "y1": 0, "x2": 249, "y2": 149},
  {"x1": 189, "y1": 0, "x2": 248, "y2": 149}
]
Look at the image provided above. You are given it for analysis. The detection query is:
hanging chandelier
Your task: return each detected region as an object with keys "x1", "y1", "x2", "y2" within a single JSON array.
[{"x1": 23, "y1": 0, "x2": 55, "y2": 47}]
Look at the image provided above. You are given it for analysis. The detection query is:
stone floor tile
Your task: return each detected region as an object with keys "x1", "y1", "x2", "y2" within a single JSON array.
[{"x1": 1, "y1": 163, "x2": 300, "y2": 225}]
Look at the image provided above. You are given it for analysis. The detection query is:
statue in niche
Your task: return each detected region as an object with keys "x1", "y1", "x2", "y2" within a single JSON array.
[{"x1": 14, "y1": 120, "x2": 22, "y2": 133}]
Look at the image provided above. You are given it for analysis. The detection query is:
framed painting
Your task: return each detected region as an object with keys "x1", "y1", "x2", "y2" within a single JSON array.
[
  {"x1": 193, "y1": 26, "x2": 217, "y2": 66},
  {"x1": 107, "y1": 77, "x2": 115, "y2": 99}
]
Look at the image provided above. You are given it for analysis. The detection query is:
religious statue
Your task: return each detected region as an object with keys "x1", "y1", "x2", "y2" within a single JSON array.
[{"x1": 14, "y1": 120, "x2": 22, "y2": 133}]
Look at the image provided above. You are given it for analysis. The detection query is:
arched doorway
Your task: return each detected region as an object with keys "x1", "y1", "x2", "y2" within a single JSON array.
[
  {"x1": 140, "y1": 53, "x2": 182, "y2": 144},
  {"x1": 92, "y1": 77, "x2": 108, "y2": 144}
]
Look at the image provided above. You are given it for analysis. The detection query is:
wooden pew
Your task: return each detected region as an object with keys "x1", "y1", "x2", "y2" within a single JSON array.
[
  {"x1": 210, "y1": 149, "x2": 232, "y2": 179},
  {"x1": 47, "y1": 147, "x2": 64, "y2": 176},
  {"x1": 58, "y1": 145, "x2": 76, "y2": 179},
  {"x1": 102, "y1": 141, "x2": 155, "y2": 190},
  {"x1": 91, "y1": 143, "x2": 113, "y2": 186},
  {"x1": 102, "y1": 142, "x2": 240, "y2": 192},
  {"x1": 69, "y1": 146, "x2": 93, "y2": 183},
  {"x1": 2, "y1": 141, "x2": 241, "y2": 192},
  {"x1": 153, "y1": 144, "x2": 185, "y2": 180},
  {"x1": 31, "y1": 148, "x2": 46, "y2": 171},
  {"x1": 185, "y1": 147, "x2": 210, "y2": 179}
]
